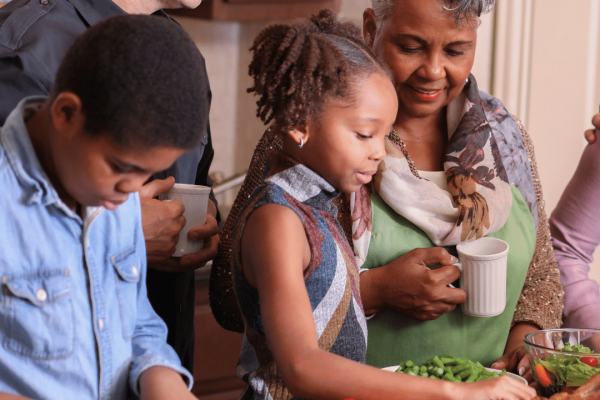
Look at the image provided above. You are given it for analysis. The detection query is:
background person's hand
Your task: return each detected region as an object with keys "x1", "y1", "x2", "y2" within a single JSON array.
[
  {"x1": 584, "y1": 113, "x2": 600, "y2": 144},
  {"x1": 139, "y1": 177, "x2": 186, "y2": 263},
  {"x1": 359, "y1": 247, "x2": 467, "y2": 319},
  {"x1": 491, "y1": 346, "x2": 533, "y2": 384},
  {"x1": 148, "y1": 211, "x2": 220, "y2": 273}
]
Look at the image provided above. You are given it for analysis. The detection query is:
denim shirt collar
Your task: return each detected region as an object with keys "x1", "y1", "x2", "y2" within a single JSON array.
[{"x1": 1, "y1": 96, "x2": 80, "y2": 220}]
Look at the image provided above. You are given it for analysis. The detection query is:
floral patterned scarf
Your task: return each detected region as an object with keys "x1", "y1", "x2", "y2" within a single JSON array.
[{"x1": 351, "y1": 75, "x2": 513, "y2": 266}]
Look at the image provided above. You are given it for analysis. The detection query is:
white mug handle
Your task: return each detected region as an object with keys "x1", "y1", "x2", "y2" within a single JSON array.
[{"x1": 448, "y1": 261, "x2": 462, "y2": 288}]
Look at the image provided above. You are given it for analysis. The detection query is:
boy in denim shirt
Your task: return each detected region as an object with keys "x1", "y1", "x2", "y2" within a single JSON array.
[{"x1": 0, "y1": 15, "x2": 207, "y2": 400}]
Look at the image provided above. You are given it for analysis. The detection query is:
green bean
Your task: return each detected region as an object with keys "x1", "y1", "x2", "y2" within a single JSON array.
[
  {"x1": 451, "y1": 364, "x2": 470, "y2": 374},
  {"x1": 432, "y1": 356, "x2": 445, "y2": 369},
  {"x1": 393, "y1": 354, "x2": 508, "y2": 383},
  {"x1": 457, "y1": 368, "x2": 473, "y2": 380},
  {"x1": 465, "y1": 370, "x2": 480, "y2": 383}
]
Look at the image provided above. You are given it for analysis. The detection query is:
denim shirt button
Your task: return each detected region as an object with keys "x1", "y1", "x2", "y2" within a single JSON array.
[
  {"x1": 98, "y1": 319, "x2": 104, "y2": 330},
  {"x1": 2, "y1": 276, "x2": 6, "y2": 284},
  {"x1": 36, "y1": 288, "x2": 47, "y2": 302},
  {"x1": 131, "y1": 264, "x2": 138, "y2": 276}
]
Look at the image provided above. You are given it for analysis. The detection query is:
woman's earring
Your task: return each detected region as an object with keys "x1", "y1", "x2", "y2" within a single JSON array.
[{"x1": 299, "y1": 137, "x2": 304, "y2": 148}]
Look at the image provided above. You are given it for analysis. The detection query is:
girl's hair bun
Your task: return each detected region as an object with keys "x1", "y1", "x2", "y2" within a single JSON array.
[{"x1": 309, "y1": 9, "x2": 361, "y2": 37}]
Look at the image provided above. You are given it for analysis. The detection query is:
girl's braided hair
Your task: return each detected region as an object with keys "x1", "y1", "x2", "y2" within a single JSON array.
[{"x1": 248, "y1": 9, "x2": 391, "y2": 133}]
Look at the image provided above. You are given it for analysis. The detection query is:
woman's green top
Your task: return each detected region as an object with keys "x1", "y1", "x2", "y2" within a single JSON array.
[{"x1": 363, "y1": 185, "x2": 535, "y2": 368}]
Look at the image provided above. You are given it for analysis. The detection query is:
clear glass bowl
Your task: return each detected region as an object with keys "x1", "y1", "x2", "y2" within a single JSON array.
[{"x1": 524, "y1": 329, "x2": 600, "y2": 397}]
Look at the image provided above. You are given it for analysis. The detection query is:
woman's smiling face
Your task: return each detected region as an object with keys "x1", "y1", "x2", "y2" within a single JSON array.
[{"x1": 364, "y1": 0, "x2": 478, "y2": 121}]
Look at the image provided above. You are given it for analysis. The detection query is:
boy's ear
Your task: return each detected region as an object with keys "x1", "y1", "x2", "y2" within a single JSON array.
[{"x1": 50, "y1": 92, "x2": 86, "y2": 134}]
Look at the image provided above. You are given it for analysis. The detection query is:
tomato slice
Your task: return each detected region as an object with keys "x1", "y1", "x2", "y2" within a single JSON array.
[
  {"x1": 535, "y1": 363, "x2": 554, "y2": 387},
  {"x1": 581, "y1": 356, "x2": 598, "y2": 367}
]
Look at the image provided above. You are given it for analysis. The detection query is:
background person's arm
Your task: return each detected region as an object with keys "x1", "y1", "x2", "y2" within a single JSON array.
[
  {"x1": 550, "y1": 131, "x2": 600, "y2": 329},
  {"x1": 0, "y1": 46, "x2": 53, "y2": 126}
]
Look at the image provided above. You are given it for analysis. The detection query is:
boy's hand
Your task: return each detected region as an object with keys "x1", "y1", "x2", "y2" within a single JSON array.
[{"x1": 139, "y1": 366, "x2": 197, "y2": 400}]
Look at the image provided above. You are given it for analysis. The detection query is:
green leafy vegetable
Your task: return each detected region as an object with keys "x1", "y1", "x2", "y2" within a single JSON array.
[{"x1": 533, "y1": 342, "x2": 600, "y2": 393}]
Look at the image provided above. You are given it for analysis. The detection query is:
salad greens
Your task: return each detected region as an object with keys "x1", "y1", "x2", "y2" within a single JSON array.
[{"x1": 533, "y1": 342, "x2": 600, "y2": 395}]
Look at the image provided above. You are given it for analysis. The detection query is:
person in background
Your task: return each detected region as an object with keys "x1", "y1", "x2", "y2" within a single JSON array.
[
  {"x1": 211, "y1": 0, "x2": 563, "y2": 383},
  {"x1": 0, "y1": 15, "x2": 206, "y2": 399},
  {"x1": 0, "y1": 0, "x2": 219, "y2": 372},
  {"x1": 230, "y1": 9, "x2": 535, "y2": 400},
  {"x1": 550, "y1": 112, "x2": 600, "y2": 329}
]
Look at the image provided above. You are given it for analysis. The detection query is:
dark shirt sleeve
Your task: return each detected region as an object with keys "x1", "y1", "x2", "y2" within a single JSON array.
[
  {"x1": 194, "y1": 118, "x2": 220, "y2": 222},
  {"x1": 0, "y1": 52, "x2": 50, "y2": 126}
]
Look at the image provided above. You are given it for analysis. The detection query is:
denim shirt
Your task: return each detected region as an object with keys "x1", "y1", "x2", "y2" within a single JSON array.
[{"x1": 0, "y1": 97, "x2": 193, "y2": 399}]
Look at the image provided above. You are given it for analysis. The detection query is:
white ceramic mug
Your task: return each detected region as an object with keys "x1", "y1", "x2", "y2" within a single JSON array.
[
  {"x1": 159, "y1": 183, "x2": 211, "y2": 257},
  {"x1": 455, "y1": 237, "x2": 509, "y2": 317}
]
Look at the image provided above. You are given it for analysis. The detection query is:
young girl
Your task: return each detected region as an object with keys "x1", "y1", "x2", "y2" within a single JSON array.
[{"x1": 231, "y1": 10, "x2": 536, "y2": 400}]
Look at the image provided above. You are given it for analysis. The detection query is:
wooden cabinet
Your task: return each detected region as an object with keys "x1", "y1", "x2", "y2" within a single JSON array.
[
  {"x1": 167, "y1": 0, "x2": 341, "y2": 21},
  {"x1": 193, "y1": 273, "x2": 245, "y2": 399}
]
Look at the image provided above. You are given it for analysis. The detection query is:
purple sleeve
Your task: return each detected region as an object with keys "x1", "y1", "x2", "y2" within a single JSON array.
[{"x1": 549, "y1": 135, "x2": 600, "y2": 329}]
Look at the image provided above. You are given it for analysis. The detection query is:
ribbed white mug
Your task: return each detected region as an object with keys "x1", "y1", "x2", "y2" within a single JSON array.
[
  {"x1": 158, "y1": 183, "x2": 211, "y2": 257},
  {"x1": 455, "y1": 237, "x2": 509, "y2": 317}
]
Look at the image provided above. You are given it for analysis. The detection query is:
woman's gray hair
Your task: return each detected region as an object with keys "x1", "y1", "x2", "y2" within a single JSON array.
[{"x1": 371, "y1": 0, "x2": 496, "y2": 27}]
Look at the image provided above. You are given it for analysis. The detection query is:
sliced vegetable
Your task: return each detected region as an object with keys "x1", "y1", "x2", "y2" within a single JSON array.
[
  {"x1": 581, "y1": 357, "x2": 599, "y2": 367},
  {"x1": 535, "y1": 363, "x2": 553, "y2": 387}
]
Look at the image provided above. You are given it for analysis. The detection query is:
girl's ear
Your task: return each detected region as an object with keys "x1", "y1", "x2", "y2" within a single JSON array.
[
  {"x1": 50, "y1": 92, "x2": 86, "y2": 135},
  {"x1": 287, "y1": 125, "x2": 310, "y2": 148},
  {"x1": 363, "y1": 8, "x2": 377, "y2": 48}
]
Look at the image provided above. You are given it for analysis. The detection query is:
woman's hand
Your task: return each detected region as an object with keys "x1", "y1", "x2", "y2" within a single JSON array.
[
  {"x1": 359, "y1": 247, "x2": 467, "y2": 319},
  {"x1": 491, "y1": 322, "x2": 540, "y2": 384},
  {"x1": 584, "y1": 113, "x2": 600, "y2": 143},
  {"x1": 491, "y1": 346, "x2": 533, "y2": 384}
]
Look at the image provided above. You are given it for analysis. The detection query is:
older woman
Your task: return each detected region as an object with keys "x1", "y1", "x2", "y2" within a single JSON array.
[{"x1": 211, "y1": 0, "x2": 563, "y2": 381}]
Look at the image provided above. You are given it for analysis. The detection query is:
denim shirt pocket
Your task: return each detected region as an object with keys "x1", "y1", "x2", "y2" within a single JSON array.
[
  {"x1": 2, "y1": 269, "x2": 74, "y2": 360},
  {"x1": 111, "y1": 246, "x2": 141, "y2": 341}
]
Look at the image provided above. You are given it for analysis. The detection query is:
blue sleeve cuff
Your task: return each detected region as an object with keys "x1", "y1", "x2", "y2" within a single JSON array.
[{"x1": 129, "y1": 350, "x2": 194, "y2": 396}]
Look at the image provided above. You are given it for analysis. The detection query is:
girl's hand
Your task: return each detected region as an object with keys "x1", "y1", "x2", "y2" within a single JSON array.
[
  {"x1": 455, "y1": 376, "x2": 537, "y2": 400},
  {"x1": 491, "y1": 346, "x2": 533, "y2": 384},
  {"x1": 584, "y1": 113, "x2": 600, "y2": 144}
]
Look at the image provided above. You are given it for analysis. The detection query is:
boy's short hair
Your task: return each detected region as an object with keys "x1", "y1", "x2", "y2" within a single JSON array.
[{"x1": 51, "y1": 14, "x2": 208, "y2": 150}]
